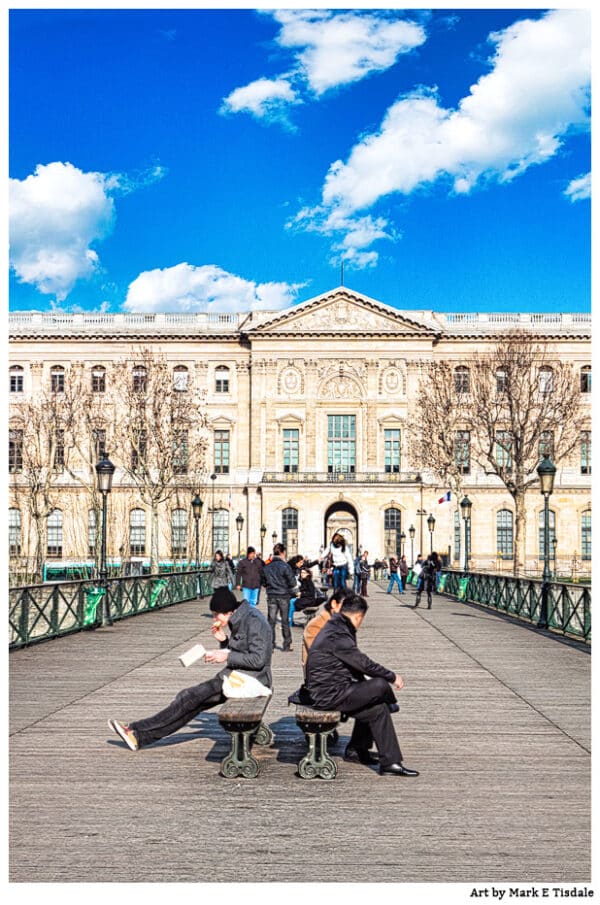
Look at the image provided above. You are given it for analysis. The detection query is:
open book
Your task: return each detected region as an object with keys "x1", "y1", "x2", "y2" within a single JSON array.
[{"x1": 179, "y1": 643, "x2": 207, "y2": 667}]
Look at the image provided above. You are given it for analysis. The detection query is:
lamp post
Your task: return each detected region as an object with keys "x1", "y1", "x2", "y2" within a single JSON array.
[
  {"x1": 409, "y1": 525, "x2": 415, "y2": 567},
  {"x1": 191, "y1": 494, "x2": 203, "y2": 598},
  {"x1": 272, "y1": 530, "x2": 277, "y2": 549},
  {"x1": 460, "y1": 496, "x2": 472, "y2": 574},
  {"x1": 95, "y1": 452, "x2": 115, "y2": 626},
  {"x1": 427, "y1": 513, "x2": 436, "y2": 554},
  {"x1": 552, "y1": 536, "x2": 558, "y2": 580},
  {"x1": 400, "y1": 531, "x2": 406, "y2": 558},
  {"x1": 260, "y1": 524, "x2": 266, "y2": 551},
  {"x1": 236, "y1": 513, "x2": 244, "y2": 559},
  {"x1": 536, "y1": 456, "x2": 556, "y2": 629}
]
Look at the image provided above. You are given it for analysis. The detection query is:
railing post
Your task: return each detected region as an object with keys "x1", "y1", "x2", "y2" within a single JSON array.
[
  {"x1": 51, "y1": 585, "x2": 60, "y2": 635},
  {"x1": 19, "y1": 591, "x2": 30, "y2": 646}
]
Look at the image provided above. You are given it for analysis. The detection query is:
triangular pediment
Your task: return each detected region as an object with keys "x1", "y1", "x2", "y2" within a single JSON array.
[{"x1": 244, "y1": 287, "x2": 436, "y2": 336}]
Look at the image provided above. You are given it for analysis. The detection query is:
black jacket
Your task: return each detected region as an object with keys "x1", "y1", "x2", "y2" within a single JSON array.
[
  {"x1": 263, "y1": 556, "x2": 297, "y2": 597},
  {"x1": 217, "y1": 601, "x2": 273, "y2": 687},
  {"x1": 234, "y1": 556, "x2": 264, "y2": 589},
  {"x1": 305, "y1": 612, "x2": 395, "y2": 709}
]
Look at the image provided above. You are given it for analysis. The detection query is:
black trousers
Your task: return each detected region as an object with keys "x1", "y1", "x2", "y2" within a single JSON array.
[
  {"x1": 267, "y1": 595, "x2": 292, "y2": 649},
  {"x1": 130, "y1": 674, "x2": 225, "y2": 747},
  {"x1": 338, "y1": 677, "x2": 403, "y2": 767}
]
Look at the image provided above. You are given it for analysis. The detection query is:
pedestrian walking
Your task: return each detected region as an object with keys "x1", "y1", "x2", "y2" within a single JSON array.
[
  {"x1": 414, "y1": 554, "x2": 436, "y2": 609},
  {"x1": 386, "y1": 555, "x2": 404, "y2": 594},
  {"x1": 359, "y1": 550, "x2": 371, "y2": 596},
  {"x1": 328, "y1": 532, "x2": 354, "y2": 591},
  {"x1": 208, "y1": 549, "x2": 235, "y2": 591},
  {"x1": 263, "y1": 543, "x2": 297, "y2": 651},
  {"x1": 234, "y1": 546, "x2": 264, "y2": 607}
]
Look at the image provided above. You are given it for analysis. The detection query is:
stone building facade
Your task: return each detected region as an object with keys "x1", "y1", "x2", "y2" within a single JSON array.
[{"x1": 8, "y1": 286, "x2": 592, "y2": 578}]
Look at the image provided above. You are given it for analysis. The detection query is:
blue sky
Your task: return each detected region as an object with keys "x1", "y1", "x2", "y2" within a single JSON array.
[{"x1": 8, "y1": 5, "x2": 591, "y2": 314}]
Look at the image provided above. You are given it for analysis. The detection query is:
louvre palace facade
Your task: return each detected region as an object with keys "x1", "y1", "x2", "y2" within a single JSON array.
[{"x1": 8, "y1": 286, "x2": 592, "y2": 579}]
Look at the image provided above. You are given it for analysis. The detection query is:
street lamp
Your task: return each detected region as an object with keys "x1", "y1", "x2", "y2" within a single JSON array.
[
  {"x1": 260, "y1": 524, "x2": 267, "y2": 548},
  {"x1": 272, "y1": 530, "x2": 277, "y2": 547},
  {"x1": 408, "y1": 525, "x2": 415, "y2": 567},
  {"x1": 427, "y1": 513, "x2": 436, "y2": 553},
  {"x1": 536, "y1": 456, "x2": 556, "y2": 629},
  {"x1": 552, "y1": 536, "x2": 558, "y2": 580},
  {"x1": 191, "y1": 494, "x2": 203, "y2": 598},
  {"x1": 95, "y1": 452, "x2": 116, "y2": 626},
  {"x1": 400, "y1": 531, "x2": 406, "y2": 558},
  {"x1": 460, "y1": 496, "x2": 472, "y2": 575},
  {"x1": 236, "y1": 512, "x2": 244, "y2": 558}
]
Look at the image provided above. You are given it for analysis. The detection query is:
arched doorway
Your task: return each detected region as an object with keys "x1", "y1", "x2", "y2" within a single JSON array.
[{"x1": 324, "y1": 501, "x2": 358, "y2": 557}]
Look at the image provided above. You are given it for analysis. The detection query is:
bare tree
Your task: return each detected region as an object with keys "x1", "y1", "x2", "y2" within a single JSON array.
[{"x1": 112, "y1": 348, "x2": 209, "y2": 573}]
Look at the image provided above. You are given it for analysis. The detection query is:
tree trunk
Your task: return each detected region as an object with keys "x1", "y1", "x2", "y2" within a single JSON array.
[
  {"x1": 513, "y1": 491, "x2": 527, "y2": 576},
  {"x1": 150, "y1": 503, "x2": 160, "y2": 574}
]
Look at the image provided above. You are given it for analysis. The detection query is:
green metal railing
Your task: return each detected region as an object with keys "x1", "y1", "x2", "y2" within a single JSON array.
[
  {"x1": 9, "y1": 569, "x2": 212, "y2": 649},
  {"x1": 439, "y1": 570, "x2": 591, "y2": 643}
]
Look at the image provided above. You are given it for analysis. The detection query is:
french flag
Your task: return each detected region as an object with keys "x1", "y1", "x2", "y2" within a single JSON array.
[{"x1": 438, "y1": 491, "x2": 451, "y2": 504}]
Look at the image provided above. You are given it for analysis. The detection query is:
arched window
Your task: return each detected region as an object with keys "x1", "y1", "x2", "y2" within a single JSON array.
[
  {"x1": 538, "y1": 366, "x2": 553, "y2": 394},
  {"x1": 47, "y1": 509, "x2": 63, "y2": 557},
  {"x1": 215, "y1": 366, "x2": 230, "y2": 394},
  {"x1": 580, "y1": 366, "x2": 592, "y2": 394},
  {"x1": 454, "y1": 366, "x2": 470, "y2": 394},
  {"x1": 92, "y1": 366, "x2": 106, "y2": 393},
  {"x1": 496, "y1": 510, "x2": 513, "y2": 559},
  {"x1": 173, "y1": 366, "x2": 189, "y2": 392},
  {"x1": 10, "y1": 366, "x2": 24, "y2": 393},
  {"x1": 384, "y1": 507, "x2": 402, "y2": 557},
  {"x1": 50, "y1": 366, "x2": 65, "y2": 393},
  {"x1": 212, "y1": 508, "x2": 229, "y2": 554},
  {"x1": 132, "y1": 366, "x2": 147, "y2": 394},
  {"x1": 9, "y1": 508, "x2": 21, "y2": 556},
  {"x1": 538, "y1": 509, "x2": 556, "y2": 560},
  {"x1": 282, "y1": 507, "x2": 298, "y2": 555},
  {"x1": 88, "y1": 509, "x2": 98, "y2": 557},
  {"x1": 130, "y1": 509, "x2": 146, "y2": 556},
  {"x1": 171, "y1": 509, "x2": 188, "y2": 558},
  {"x1": 581, "y1": 510, "x2": 591, "y2": 561}
]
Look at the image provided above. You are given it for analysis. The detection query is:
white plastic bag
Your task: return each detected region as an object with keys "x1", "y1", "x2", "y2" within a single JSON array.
[{"x1": 222, "y1": 670, "x2": 272, "y2": 699}]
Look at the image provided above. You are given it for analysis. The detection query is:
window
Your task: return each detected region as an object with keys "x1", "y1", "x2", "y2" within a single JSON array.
[
  {"x1": 283, "y1": 428, "x2": 299, "y2": 473},
  {"x1": 581, "y1": 510, "x2": 591, "y2": 561},
  {"x1": 384, "y1": 507, "x2": 402, "y2": 557},
  {"x1": 384, "y1": 429, "x2": 401, "y2": 473},
  {"x1": 214, "y1": 430, "x2": 230, "y2": 474},
  {"x1": 538, "y1": 430, "x2": 554, "y2": 461},
  {"x1": 212, "y1": 508, "x2": 229, "y2": 554},
  {"x1": 215, "y1": 366, "x2": 230, "y2": 394},
  {"x1": 327, "y1": 415, "x2": 356, "y2": 474},
  {"x1": 9, "y1": 508, "x2": 21, "y2": 556},
  {"x1": 131, "y1": 430, "x2": 147, "y2": 472},
  {"x1": 495, "y1": 431, "x2": 513, "y2": 471},
  {"x1": 538, "y1": 509, "x2": 556, "y2": 560},
  {"x1": 129, "y1": 509, "x2": 146, "y2": 556},
  {"x1": 10, "y1": 366, "x2": 24, "y2": 393},
  {"x1": 53, "y1": 429, "x2": 65, "y2": 472},
  {"x1": 496, "y1": 510, "x2": 514, "y2": 559},
  {"x1": 47, "y1": 509, "x2": 63, "y2": 557},
  {"x1": 581, "y1": 431, "x2": 591, "y2": 475},
  {"x1": 88, "y1": 509, "x2": 97, "y2": 557},
  {"x1": 454, "y1": 366, "x2": 470, "y2": 394},
  {"x1": 92, "y1": 428, "x2": 107, "y2": 460},
  {"x1": 173, "y1": 366, "x2": 189, "y2": 392},
  {"x1": 51, "y1": 366, "x2": 65, "y2": 393},
  {"x1": 171, "y1": 509, "x2": 188, "y2": 558},
  {"x1": 9, "y1": 429, "x2": 23, "y2": 473},
  {"x1": 282, "y1": 507, "x2": 298, "y2": 555},
  {"x1": 538, "y1": 367, "x2": 553, "y2": 394},
  {"x1": 92, "y1": 367, "x2": 106, "y2": 393},
  {"x1": 496, "y1": 369, "x2": 507, "y2": 394},
  {"x1": 454, "y1": 510, "x2": 461, "y2": 563},
  {"x1": 173, "y1": 429, "x2": 189, "y2": 475},
  {"x1": 133, "y1": 366, "x2": 147, "y2": 393},
  {"x1": 580, "y1": 366, "x2": 592, "y2": 394},
  {"x1": 454, "y1": 430, "x2": 471, "y2": 475}
]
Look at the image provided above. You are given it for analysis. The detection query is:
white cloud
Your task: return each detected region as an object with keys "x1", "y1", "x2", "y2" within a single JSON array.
[
  {"x1": 221, "y1": 10, "x2": 426, "y2": 125},
  {"x1": 564, "y1": 172, "x2": 591, "y2": 202},
  {"x1": 9, "y1": 161, "x2": 116, "y2": 301},
  {"x1": 296, "y1": 8, "x2": 590, "y2": 266},
  {"x1": 124, "y1": 263, "x2": 305, "y2": 313}
]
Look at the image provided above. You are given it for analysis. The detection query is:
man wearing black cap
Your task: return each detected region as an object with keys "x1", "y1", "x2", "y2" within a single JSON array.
[{"x1": 108, "y1": 587, "x2": 272, "y2": 751}]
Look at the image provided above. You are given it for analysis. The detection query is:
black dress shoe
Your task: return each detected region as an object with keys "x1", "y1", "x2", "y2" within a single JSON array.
[
  {"x1": 344, "y1": 746, "x2": 379, "y2": 765},
  {"x1": 379, "y1": 763, "x2": 420, "y2": 776}
]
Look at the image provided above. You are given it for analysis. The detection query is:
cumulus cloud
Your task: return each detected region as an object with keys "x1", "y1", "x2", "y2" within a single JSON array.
[
  {"x1": 564, "y1": 172, "x2": 591, "y2": 202},
  {"x1": 9, "y1": 160, "x2": 168, "y2": 301},
  {"x1": 124, "y1": 263, "x2": 305, "y2": 313},
  {"x1": 294, "y1": 8, "x2": 590, "y2": 267},
  {"x1": 220, "y1": 10, "x2": 426, "y2": 125}
]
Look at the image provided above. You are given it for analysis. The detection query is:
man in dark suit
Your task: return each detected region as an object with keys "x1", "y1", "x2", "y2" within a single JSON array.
[{"x1": 305, "y1": 594, "x2": 419, "y2": 777}]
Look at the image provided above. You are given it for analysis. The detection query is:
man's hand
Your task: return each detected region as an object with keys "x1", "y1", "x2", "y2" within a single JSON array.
[
  {"x1": 211, "y1": 624, "x2": 227, "y2": 643},
  {"x1": 393, "y1": 674, "x2": 404, "y2": 691},
  {"x1": 204, "y1": 649, "x2": 229, "y2": 664}
]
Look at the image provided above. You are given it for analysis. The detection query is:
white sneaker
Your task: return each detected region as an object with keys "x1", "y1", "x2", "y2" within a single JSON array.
[{"x1": 108, "y1": 718, "x2": 139, "y2": 751}]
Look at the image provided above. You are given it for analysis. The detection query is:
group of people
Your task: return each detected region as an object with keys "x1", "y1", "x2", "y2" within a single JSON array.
[{"x1": 108, "y1": 537, "x2": 420, "y2": 778}]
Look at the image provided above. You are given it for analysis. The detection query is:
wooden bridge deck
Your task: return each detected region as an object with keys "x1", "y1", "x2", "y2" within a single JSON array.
[{"x1": 9, "y1": 581, "x2": 591, "y2": 885}]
